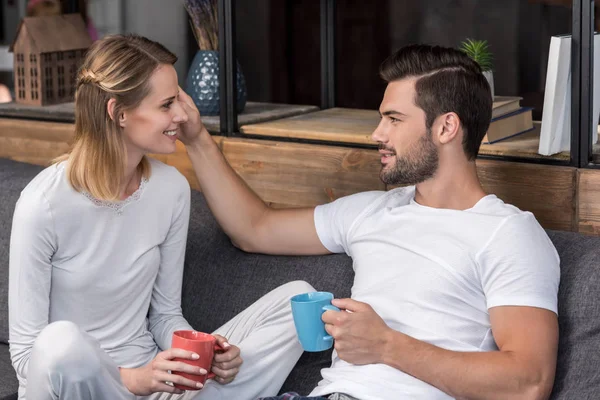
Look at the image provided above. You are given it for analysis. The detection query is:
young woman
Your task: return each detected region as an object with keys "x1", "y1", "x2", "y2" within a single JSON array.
[{"x1": 9, "y1": 34, "x2": 312, "y2": 400}]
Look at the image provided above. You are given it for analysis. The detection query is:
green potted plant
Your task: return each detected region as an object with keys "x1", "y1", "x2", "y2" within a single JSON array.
[
  {"x1": 183, "y1": 0, "x2": 247, "y2": 116},
  {"x1": 460, "y1": 38, "x2": 494, "y2": 98}
]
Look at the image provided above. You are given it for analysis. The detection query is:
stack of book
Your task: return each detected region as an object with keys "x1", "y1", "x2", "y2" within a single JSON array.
[{"x1": 481, "y1": 96, "x2": 534, "y2": 144}]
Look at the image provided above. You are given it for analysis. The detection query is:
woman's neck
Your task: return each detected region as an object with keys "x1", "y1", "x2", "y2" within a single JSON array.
[{"x1": 120, "y1": 154, "x2": 144, "y2": 200}]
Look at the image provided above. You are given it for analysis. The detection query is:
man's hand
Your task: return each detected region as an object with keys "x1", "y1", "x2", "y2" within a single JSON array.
[
  {"x1": 119, "y1": 348, "x2": 208, "y2": 395},
  {"x1": 211, "y1": 334, "x2": 243, "y2": 384},
  {"x1": 177, "y1": 87, "x2": 209, "y2": 147},
  {"x1": 322, "y1": 298, "x2": 393, "y2": 365}
]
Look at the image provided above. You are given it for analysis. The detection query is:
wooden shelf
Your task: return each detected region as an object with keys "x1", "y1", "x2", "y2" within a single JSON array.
[
  {"x1": 0, "y1": 102, "x2": 586, "y2": 162},
  {"x1": 479, "y1": 124, "x2": 569, "y2": 161},
  {"x1": 240, "y1": 108, "x2": 377, "y2": 145},
  {"x1": 241, "y1": 107, "x2": 570, "y2": 161},
  {"x1": 0, "y1": 101, "x2": 319, "y2": 133}
]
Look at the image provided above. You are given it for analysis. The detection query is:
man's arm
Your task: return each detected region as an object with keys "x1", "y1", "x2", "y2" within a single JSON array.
[
  {"x1": 185, "y1": 136, "x2": 326, "y2": 255},
  {"x1": 178, "y1": 89, "x2": 328, "y2": 255},
  {"x1": 325, "y1": 300, "x2": 557, "y2": 400},
  {"x1": 384, "y1": 306, "x2": 557, "y2": 400}
]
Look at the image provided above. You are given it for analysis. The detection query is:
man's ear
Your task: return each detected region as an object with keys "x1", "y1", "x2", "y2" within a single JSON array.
[
  {"x1": 437, "y1": 112, "x2": 460, "y2": 145},
  {"x1": 107, "y1": 98, "x2": 126, "y2": 128}
]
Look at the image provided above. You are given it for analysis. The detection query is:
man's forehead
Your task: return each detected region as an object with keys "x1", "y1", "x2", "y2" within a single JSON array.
[
  {"x1": 386, "y1": 78, "x2": 417, "y2": 96},
  {"x1": 380, "y1": 78, "x2": 417, "y2": 110}
]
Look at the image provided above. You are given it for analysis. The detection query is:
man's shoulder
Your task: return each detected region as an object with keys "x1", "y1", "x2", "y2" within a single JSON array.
[
  {"x1": 323, "y1": 186, "x2": 414, "y2": 217},
  {"x1": 473, "y1": 194, "x2": 527, "y2": 218},
  {"x1": 347, "y1": 186, "x2": 414, "y2": 210}
]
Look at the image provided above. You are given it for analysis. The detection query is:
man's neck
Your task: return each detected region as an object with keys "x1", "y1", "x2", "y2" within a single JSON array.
[{"x1": 413, "y1": 161, "x2": 487, "y2": 210}]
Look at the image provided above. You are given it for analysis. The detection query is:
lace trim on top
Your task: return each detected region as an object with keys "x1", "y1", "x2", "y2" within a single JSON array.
[{"x1": 82, "y1": 177, "x2": 148, "y2": 215}]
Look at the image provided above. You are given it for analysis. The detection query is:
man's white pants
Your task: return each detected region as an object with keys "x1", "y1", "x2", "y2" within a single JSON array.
[{"x1": 24, "y1": 281, "x2": 314, "y2": 400}]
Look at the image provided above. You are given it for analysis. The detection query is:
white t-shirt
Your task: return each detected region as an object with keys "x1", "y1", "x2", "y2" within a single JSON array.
[
  {"x1": 310, "y1": 186, "x2": 560, "y2": 400},
  {"x1": 9, "y1": 158, "x2": 193, "y2": 399}
]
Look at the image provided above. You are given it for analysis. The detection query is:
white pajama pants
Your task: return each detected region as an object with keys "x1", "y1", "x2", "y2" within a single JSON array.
[{"x1": 23, "y1": 281, "x2": 314, "y2": 400}]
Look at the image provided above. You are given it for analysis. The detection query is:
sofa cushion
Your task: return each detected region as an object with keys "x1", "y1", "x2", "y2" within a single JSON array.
[
  {"x1": 548, "y1": 230, "x2": 600, "y2": 399},
  {"x1": 0, "y1": 159, "x2": 45, "y2": 344},
  {"x1": 0, "y1": 344, "x2": 18, "y2": 399}
]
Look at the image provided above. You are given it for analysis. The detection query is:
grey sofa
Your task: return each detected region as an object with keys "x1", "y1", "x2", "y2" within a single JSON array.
[{"x1": 0, "y1": 157, "x2": 599, "y2": 400}]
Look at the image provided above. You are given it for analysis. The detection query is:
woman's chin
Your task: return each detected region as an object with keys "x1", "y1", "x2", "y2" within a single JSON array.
[{"x1": 147, "y1": 142, "x2": 178, "y2": 155}]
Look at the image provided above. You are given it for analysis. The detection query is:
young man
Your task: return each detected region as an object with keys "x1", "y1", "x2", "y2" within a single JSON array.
[{"x1": 177, "y1": 44, "x2": 560, "y2": 400}]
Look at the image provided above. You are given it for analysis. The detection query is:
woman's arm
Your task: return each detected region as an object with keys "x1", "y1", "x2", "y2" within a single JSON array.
[
  {"x1": 147, "y1": 175, "x2": 193, "y2": 350},
  {"x1": 8, "y1": 192, "x2": 55, "y2": 382}
]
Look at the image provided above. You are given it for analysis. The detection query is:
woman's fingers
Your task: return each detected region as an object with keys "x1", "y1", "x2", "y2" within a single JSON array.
[
  {"x1": 155, "y1": 370, "x2": 203, "y2": 391},
  {"x1": 155, "y1": 359, "x2": 207, "y2": 376}
]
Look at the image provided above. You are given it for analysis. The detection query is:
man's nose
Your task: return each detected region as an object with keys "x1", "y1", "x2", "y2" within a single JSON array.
[{"x1": 371, "y1": 119, "x2": 387, "y2": 144}]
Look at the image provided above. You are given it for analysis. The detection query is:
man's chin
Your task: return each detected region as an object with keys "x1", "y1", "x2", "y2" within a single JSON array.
[{"x1": 380, "y1": 169, "x2": 428, "y2": 187}]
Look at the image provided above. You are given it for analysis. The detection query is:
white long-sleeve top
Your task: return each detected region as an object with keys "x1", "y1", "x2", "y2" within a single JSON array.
[{"x1": 9, "y1": 157, "x2": 193, "y2": 396}]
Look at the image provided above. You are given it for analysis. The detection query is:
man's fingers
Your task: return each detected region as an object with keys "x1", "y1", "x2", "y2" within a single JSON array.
[
  {"x1": 322, "y1": 309, "x2": 339, "y2": 324},
  {"x1": 324, "y1": 323, "x2": 337, "y2": 338},
  {"x1": 332, "y1": 298, "x2": 368, "y2": 312},
  {"x1": 177, "y1": 86, "x2": 194, "y2": 103}
]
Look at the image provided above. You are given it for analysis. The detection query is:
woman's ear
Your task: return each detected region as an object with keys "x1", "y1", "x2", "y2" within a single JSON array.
[{"x1": 107, "y1": 98, "x2": 126, "y2": 128}]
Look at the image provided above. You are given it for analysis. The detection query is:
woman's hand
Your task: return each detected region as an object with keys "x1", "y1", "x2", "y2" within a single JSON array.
[
  {"x1": 211, "y1": 334, "x2": 243, "y2": 384},
  {"x1": 119, "y1": 348, "x2": 208, "y2": 395},
  {"x1": 177, "y1": 87, "x2": 210, "y2": 148}
]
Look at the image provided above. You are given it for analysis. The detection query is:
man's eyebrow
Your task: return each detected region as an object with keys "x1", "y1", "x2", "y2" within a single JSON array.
[{"x1": 379, "y1": 110, "x2": 407, "y2": 117}]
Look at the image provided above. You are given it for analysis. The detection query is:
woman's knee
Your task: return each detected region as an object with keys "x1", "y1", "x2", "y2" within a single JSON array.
[
  {"x1": 32, "y1": 321, "x2": 98, "y2": 376},
  {"x1": 276, "y1": 280, "x2": 315, "y2": 298}
]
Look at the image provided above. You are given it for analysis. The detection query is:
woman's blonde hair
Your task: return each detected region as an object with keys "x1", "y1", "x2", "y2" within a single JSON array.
[{"x1": 56, "y1": 34, "x2": 177, "y2": 201}]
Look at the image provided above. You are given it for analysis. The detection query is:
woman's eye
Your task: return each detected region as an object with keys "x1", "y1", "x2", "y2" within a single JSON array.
[{"x1": 162, "y1": 102, "x2": 173, "y2": 109}]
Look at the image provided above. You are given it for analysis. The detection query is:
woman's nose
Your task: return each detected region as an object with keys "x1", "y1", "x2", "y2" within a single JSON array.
[{"x1": 173, "y1": 103, "x2": 188, "y2": 123}]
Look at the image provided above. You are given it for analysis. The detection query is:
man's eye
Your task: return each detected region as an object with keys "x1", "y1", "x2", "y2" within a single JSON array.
[{"x1": 390, "y1": 117, "x2": 400, "y2": 123}]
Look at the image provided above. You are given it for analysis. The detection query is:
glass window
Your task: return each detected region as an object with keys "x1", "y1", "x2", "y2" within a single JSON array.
[{"x1": 229, "y1": 1, "x2": 573, "y2": 162}]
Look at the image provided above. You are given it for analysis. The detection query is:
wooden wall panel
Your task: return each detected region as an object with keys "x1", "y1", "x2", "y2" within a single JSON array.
[
  {"x1": 0, "y1": 136, "x2": 70, "y2": 166},
  {"x1": 577, "y1": 169, "x2": 600, "y2": 235},
  {"x1": 0, "y1": 116, "x2": 595, "y2": 235},
  {"x1": 476, "y1": 159, "x2": 576, "y2": 231},
  {"x1": 0, "y1": 119, "x2": 73, "y2": 166},
  {"x1": 220, "y1": 137, "x2": 385, "y2": 208},
  {"x1": 0, "y1": 118, "x2": 74, "y2": 143}
]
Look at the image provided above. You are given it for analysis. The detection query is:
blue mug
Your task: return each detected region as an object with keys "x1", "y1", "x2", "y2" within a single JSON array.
[{"x1": 291, "y1": 291, "x2": 340, "y2": 352}]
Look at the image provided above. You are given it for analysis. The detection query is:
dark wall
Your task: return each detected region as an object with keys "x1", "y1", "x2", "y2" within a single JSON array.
[{"x1": 234, "y1": 0, "x2": 573, "y2": 118}]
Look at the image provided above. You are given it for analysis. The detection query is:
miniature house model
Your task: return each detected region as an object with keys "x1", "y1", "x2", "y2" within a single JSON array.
[{"x1": 9, "y1": 14, "x2": 92, "y2": 106}]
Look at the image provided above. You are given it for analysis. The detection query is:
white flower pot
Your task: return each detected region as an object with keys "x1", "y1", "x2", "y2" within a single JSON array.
[{"x1": 483, "y1": 70, "x2": 494, "y2": 99}]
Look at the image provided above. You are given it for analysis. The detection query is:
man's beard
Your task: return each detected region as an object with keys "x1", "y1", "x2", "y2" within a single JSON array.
[{"x1": 379, "y1": 130, "x2": 439, "y2": 186}]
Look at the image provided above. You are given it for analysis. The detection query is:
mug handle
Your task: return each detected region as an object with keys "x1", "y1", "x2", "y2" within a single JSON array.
[
  {"x1": 322, "y1": 304, "x2": 340, "y2": 342},
  {"x1": 206, "y1": 343, "x2": 225, "y2": 380}
]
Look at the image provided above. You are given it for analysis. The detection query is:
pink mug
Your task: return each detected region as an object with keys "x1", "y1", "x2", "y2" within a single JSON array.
[{"x1": 171, "y1": 330, "x2": 224, "y2": 390}]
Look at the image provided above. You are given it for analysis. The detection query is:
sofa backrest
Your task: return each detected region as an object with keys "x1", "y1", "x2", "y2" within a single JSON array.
[
  {"x1": 545, "y1": 230, "x2": 600, "y2": 399},
  {"x1": 181, "y1": 191, "x2": 354, "y2": 334}
]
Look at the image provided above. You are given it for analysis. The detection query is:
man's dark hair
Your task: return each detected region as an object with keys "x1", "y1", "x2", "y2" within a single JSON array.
[{"x1": 379, "y1": 44, "x2": 492, "y2": 160}]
